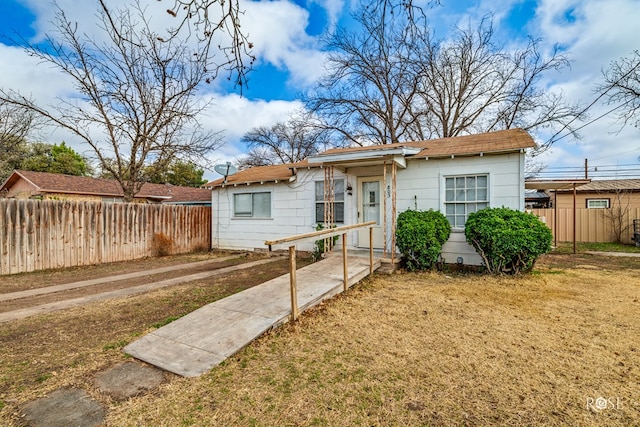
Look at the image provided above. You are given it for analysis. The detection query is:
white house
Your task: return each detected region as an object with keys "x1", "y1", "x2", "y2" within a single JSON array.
[{"x1": 207, "y1": 128, "x2": 535, "y2": 265}]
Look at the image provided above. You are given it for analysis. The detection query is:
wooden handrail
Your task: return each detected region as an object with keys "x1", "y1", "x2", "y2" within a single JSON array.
[
  {"x1": 265, "y1": 221, "x2": 376, "y2": 249},
  {"x1": 265, "y1": 220, "x2": 377, "y2": 322}
]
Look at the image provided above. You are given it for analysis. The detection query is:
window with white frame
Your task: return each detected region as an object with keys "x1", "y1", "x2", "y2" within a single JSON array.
[
  {"x1": 233, "y1": 192, "x2": 271, "y2": 218},
  {"x1": 444, "y1": 175, "x2": 488, "y2": 228},
  {"x1": 586, "y1": 198, "x2": 609, "y2": 209},
  {"x1": 315, "y1": 179, "x2": 345, "y2": 223}
]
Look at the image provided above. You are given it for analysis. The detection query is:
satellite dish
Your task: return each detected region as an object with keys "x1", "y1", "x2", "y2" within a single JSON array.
[{"x1": 214, "y1": 162, "x2": 237, "y2": 184}]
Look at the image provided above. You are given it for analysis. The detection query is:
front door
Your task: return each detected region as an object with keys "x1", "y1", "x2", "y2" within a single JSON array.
[{"x1": 357, "y1": 176, "x2": 384, "y2": 249}]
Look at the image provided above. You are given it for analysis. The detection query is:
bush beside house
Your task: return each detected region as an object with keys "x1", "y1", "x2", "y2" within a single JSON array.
[
  {"x1": 465, "y1": 207, "x2": 552, "y2": 274},
  {"x1": 396, "y1": 209, "x2": 451, "y2": 271}
]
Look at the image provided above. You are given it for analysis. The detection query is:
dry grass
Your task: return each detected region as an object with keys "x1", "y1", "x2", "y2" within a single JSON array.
[
  {"x1": 0, "y1": 254, "x2": 306, "y2": 424},
  {"x1": 105, "y1": 254, "x2": 639, "y2": 427},
  {"x1": 2, "y1": 252, "x2": 639, "y2": 426}
]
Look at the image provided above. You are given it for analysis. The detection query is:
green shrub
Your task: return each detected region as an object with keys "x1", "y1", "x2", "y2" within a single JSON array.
[
  {"x1": 311, "y1": 223, "x2": 339, "y2": 262},
  {"x1": 396, "y1": 209, "x2": 451, "y2": 271},
  {"x1": 465, "y1": 207, "x2": 552, "y2": 274}
]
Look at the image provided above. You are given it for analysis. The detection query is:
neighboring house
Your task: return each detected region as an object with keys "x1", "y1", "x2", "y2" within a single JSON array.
[
  {"x1": 525, "y1": 190, "x2": 551, "y2": 208},
  {"x1": 206, "y1": 128, "x2": 535, "y2": 265},
  {"x1": 551, "y1": 179, "x2": 640, "y2": 210},
  {"x1": 0, "y1": 170, "x2": 211, "y2": 205}
]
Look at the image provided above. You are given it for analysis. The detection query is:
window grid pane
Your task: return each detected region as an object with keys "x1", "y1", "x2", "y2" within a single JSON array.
[
  {"x1": 587, "y1": 199, "x2": 609, "y2": 209},
  {"x1": 315, "y1": 179, "x2": 345, "y2": 223},
  {"x1": 444, "y1": 174, "x2": 488, "y2": 228}
]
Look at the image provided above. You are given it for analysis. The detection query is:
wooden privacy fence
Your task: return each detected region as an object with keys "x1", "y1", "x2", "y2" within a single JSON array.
[
  {"x1": 0, "y1": 199, "x2": 211, "y2": 275},
  {"x1": 532, "y1": 208, "x2": 640, "y2": 243}
]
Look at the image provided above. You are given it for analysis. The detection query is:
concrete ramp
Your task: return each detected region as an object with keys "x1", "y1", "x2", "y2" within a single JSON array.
[{"x1": 124, "y1": 254, "x2": 380, "y2": 377}]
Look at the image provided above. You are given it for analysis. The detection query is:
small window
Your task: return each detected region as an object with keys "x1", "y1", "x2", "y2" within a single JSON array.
[
  {"x1": 444, "y1": 175, "x2": 488, "y2": 228},
  {"x1": 233, "y1": 192, "x2": 271, "y2": 218},
  {"x1": 315, "y1": 180, "x2": 345, "y2": 223},
  {"x1": 586, "y1": 199, "x2": 609, "y2": 209}
]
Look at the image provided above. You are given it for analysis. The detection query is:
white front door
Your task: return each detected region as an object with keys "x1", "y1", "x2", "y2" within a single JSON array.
[{"x1": 357, "y1": 176, "x2": 384, "y2": 249}]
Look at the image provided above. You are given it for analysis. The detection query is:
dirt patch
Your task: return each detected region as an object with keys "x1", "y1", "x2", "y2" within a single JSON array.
[
  {"x1": 540, "y1": 251, "x2": 640, "y2": 271},
  {"x1": 0, "y1": 255, "x2": 253, "y2": 313}
]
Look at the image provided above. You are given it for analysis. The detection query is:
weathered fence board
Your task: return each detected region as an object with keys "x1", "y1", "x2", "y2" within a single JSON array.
[
  {"x1": 0, "y1": 199, "x2": 211, "y2": 275},
  {"x1": 532, "y1": 207, "x2": 640, "y2": 243}
]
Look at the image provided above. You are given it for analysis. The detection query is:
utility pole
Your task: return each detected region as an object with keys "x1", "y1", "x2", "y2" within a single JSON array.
[{"x1": 584, "y1": 158, "x2": 588, "y2": 179}]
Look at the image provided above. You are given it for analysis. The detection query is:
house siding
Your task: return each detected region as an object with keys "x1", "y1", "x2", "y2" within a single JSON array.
[
  {"x1": 553, "y1": 191, "x2": 640, "y2": 210},
  {"x1": 394, "y1": 153, "x2": 525, "y2": 265},
  {"x1": 212, "y1": 168, "x2": 355, "y2": 252},
  {"x1": 5, "y1": 177, "x2": 38, "y2": 199},
  {"x1": 212, "y1": 152, "x2": 526, "y2": 265}
]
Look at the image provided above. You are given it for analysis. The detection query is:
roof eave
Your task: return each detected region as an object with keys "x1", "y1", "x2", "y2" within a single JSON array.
[
  {"x1": 413, "y1": 147, "x2": 531, "y2": 160},
  {"x1": 308, "y1": 146, "x2": 421, "y2": 164},
  {"x1": 525, "y1": 179, "x2": 592, "y2": 190},
  {"x1": 212, "y1": 174, "x2": 297, "y2": 189}
]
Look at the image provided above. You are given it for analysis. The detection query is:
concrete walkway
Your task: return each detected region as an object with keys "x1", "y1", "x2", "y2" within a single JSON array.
[
  {"x1": 585, "y1": 251, "x2": 640, "y2": 258},
  {"x1": 0, "y1": 257, "x2": 281, "y2": 323},
  {"x1": 124, "y1": 253, "x2": 380, "y2": 377},
  {"x1": 0, "y1": 255, "x2": 239, "y2": 303}
]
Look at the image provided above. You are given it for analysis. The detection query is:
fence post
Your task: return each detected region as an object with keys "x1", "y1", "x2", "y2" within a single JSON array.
[
  {"x1": 288, "y1": 245, "x2": 299, "y2": 321},
  {"x1": 342, "y1": 233, "x2": 348, "y2": 291}
]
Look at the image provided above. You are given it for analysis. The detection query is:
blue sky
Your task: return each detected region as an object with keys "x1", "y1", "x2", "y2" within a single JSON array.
[{"x1": 0, "y1": 0, "x2": 639, "y2": 181}]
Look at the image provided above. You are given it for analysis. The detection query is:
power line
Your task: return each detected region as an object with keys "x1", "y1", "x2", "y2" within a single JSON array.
[
  {"x1": 531, "y1": 163, "x2": 640, "y2": 180},
  {"x1": 542, "y1": 55, "x2": 640, "y2": 147},
  {"x1": 546, "y1": 99, "x2": 632, "y2": 144}
]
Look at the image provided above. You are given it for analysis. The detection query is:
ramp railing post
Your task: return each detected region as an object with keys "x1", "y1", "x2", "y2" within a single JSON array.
[
  {"x1": 288, "y1": 245, "x2": 299, "y2": 321},
  {"x1": 342, "y1": 233, "x2": 348, "y2": 291},
  {"x1": 369, "y1": 226, "x2": 373, "y2": 275}
]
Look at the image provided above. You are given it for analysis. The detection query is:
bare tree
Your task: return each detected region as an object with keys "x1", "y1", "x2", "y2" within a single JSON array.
[
  {"x1": 601, "y1": 188, "x2": 633, "y2": 244},
  {"x1": 307, "y1": 1, "x2": 429, "y2": 145},
  {"x1": 0, "y1": 1, "x2": 223, "y2": 201},
  {"x1": 0, "y1": 101, "x2": 41, "y2": 181},
  {"x1": 410, "y1": 18, "x2": 583, "y2": 147},
  {"x1": 0, "y1": 101, "x2": 38, "y2": 143},
  {"x1": 308, "y1": 0, "x2": 583, "y2": 149},
  {"x1": 598, "y1": 50, "x2": 640, "y2": 129},
  {"x1": 158, "y1": 0, "x2": 255, "y2": 90},
  {"x1": 237, "y1": 112, "x2": 333, "y2": 169}
]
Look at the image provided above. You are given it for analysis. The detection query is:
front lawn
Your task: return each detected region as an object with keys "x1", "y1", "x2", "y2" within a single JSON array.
[{"x1": 104, "y1": 253, "x2": 639, "y2": 426}]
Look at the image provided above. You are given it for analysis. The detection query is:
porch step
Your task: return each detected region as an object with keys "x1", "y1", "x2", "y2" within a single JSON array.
[{"x1": 377, "y1": 256, "x2": 403, "y2": 274}]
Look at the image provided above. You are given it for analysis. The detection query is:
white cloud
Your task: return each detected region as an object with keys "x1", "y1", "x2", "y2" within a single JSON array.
[
  {"x1": 0, "y1": 44, "x2": 73, "y2": 102},
  {"x1": 242, "y1": 0, "x2": 327, "y2": 88},
  {"x1": 198, "y1": 94, "x2": 303, "y2": 177},
  {"x1": 200, "y1": 94, "x2": 303, "y2": 142},
  {"x1": 530, "y1": 0, "x2": 640, "y2": 175},
  {"x1": 311, "y1": 0, "x2": 345, "y2": 30},
  {"x1": 535, "y1": 0, "x2": 639, "y2": 77}
]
